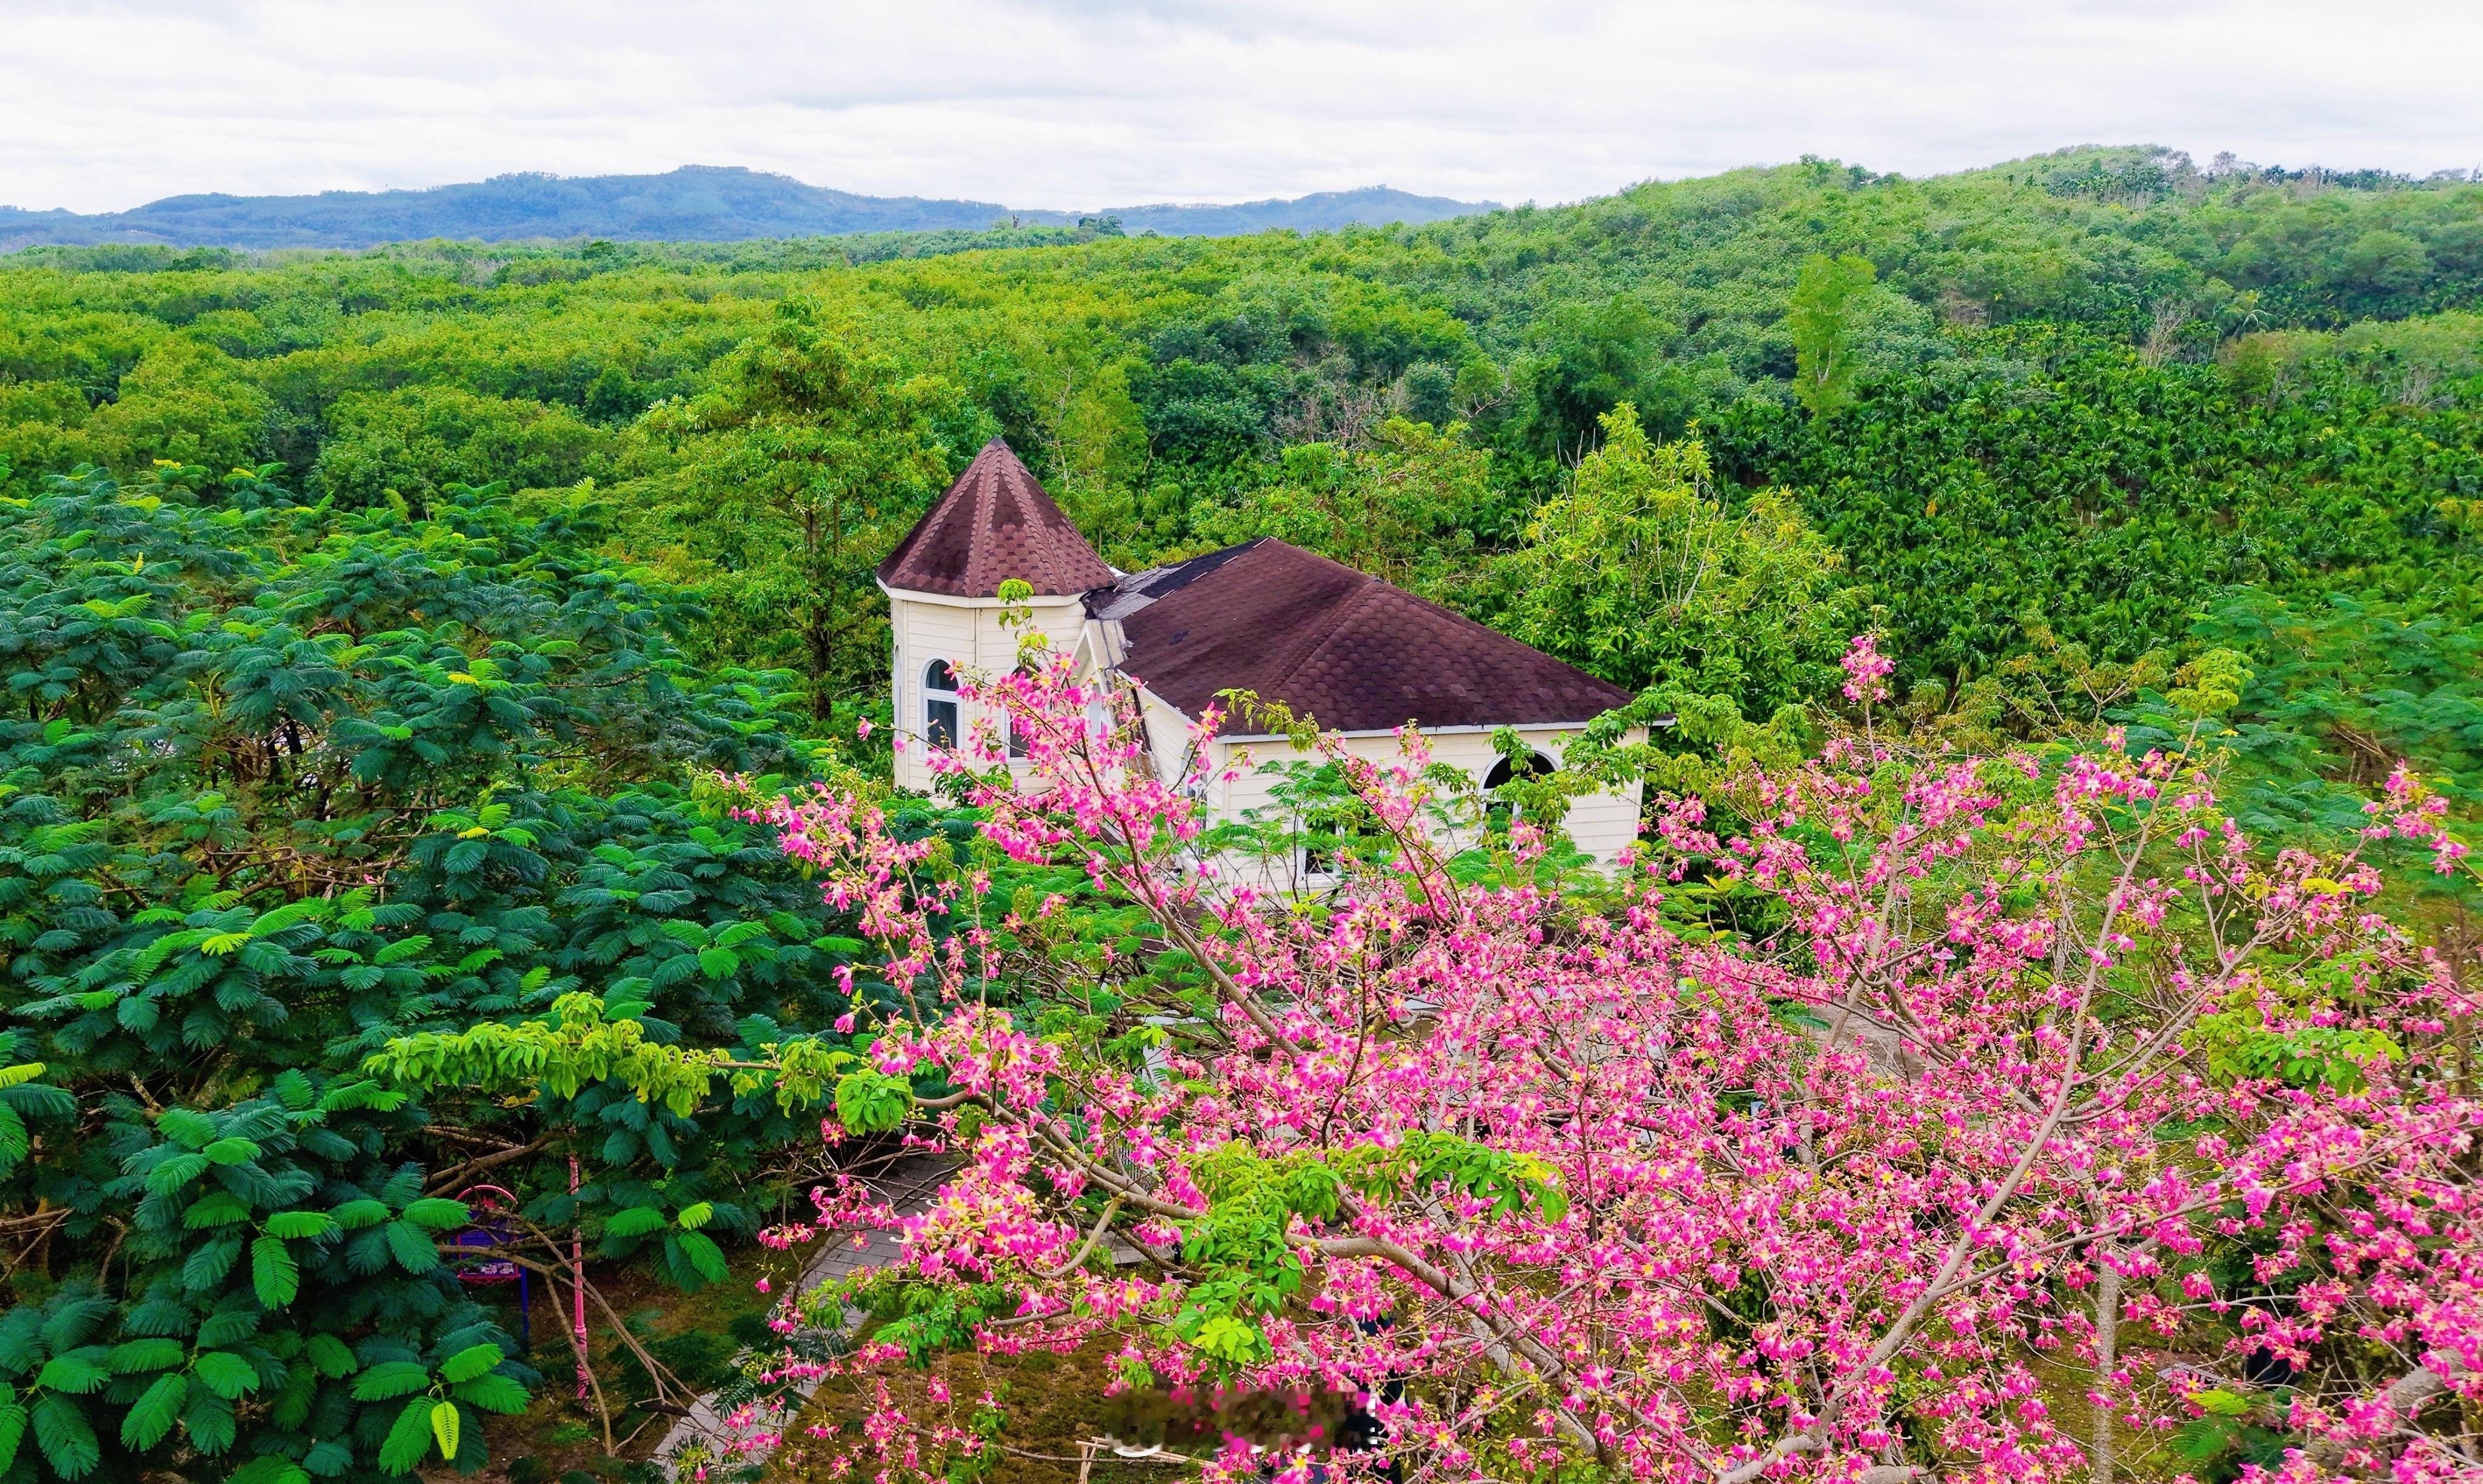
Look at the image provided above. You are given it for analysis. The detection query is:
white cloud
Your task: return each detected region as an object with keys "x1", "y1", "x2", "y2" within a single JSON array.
[{"x1": 1, "y1": 0, "x2": 2476, "y2": 213}]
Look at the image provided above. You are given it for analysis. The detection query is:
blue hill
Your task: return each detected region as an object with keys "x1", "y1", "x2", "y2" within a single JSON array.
[{"x1": 0, "y1": 166, "x2": 1493, "y2": 249}]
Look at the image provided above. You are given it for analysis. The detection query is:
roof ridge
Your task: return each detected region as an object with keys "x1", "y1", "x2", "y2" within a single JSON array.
[{"x1": 1255, "y1": 563, "x2": 1389, "y2": 712}]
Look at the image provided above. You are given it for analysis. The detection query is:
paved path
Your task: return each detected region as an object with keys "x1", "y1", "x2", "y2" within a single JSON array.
[{"x1": 652, "y1": 1155, "x2": 954, "y2": 1475}]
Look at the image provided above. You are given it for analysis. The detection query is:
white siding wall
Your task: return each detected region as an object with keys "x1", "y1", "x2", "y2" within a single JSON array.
[
  {"x1": 887, "y1": 587, "x2": 1088, "y2": 793},
  {"x1": 887, "y1": 592, "x2": 1645, "y2": 878},
  {"x1": 1194, "y1": 721, "x2": 1645, "y2": 876}
]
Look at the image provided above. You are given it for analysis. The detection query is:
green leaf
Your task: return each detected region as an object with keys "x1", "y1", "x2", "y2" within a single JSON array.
[
  {"x1": 350, "y1": 1360, "x2": 433, "y2": 1401},
  {"x1": 384, "y1": 1220, "x2": 440, "y2": 1273},
  {"x1": 447, "y1": 1374, "x2": 529, "y2": 1414},
  {"x1": 2190, "y1": 1388, "x2": 2253, "y2": 1416},
  {"x1": 0, "y1": 1398, "x2": 24, "y2": 1472},
  {"x1": 834, "y1": 1069, "x2": 915, "y2": 1134},
  {"x1": 603, "y1": 1206, "x2": 667, "y2": 1238},
  {"x1": 181, "y1": 1192, "x2": 252, "y2": 1229},
  {"x1": 379, "y1": 1397, "x2": 435, "y2": 1474},
  {"x1": 428, "y1": 1400, "x2": 461, "y2": 1462},
  {"x1": 674, "y1": 1201, "x2": 714, "y2": 1231},
  {"x1": 252, "y1": 1235, "x2": 301, "y2": 1308},
  {"x1": 302, "y1": 1439, "x2": 354, "y2": 1476},
  {"x1": 156, "y1": 1109, "x2": 218, "y2": 1149},
  {"x1": 675, "y1": 1229, "x2": 728, "y2": 1283},
  {"x1": 118, "y1": 1373, "x2": 186, "y2": 1450},
  {"x1": 330, "y1": 1198, "x2": 390, "y2": 1229},
  {"x1": 304, "y1": 1334, "x2": 357, "y2": 1378},
  {"x1": 189, "y1": 1351, "x2": 258, "y2": 1400},
  {"x1": 106, "y1": 1339, "x2": 185, "y2": 1374},
  {"x1": 263, "y1": 1209, "x2": 338, "y2": 1240},
  {"x1": 398, "y1": 1197, "x2": 469, "y2": 1231},
  {"x1": 697, "y1": 946, "x2": 738, "y2": 978},
  {"x1": 34, "y1": 1355, "x2": 107, "y2": 1394},
  {"x1": 438, "y1": 1343, "x2": 503, "y2": 1385},
  {"x1": 145, "y1": 1152, "x2": 211, "y2": 1195},
  {"x1": 350, "y1": 1360, "x2": 432, "y2": 1409},
  {"x1": 180, "y1": 1387, "x2": 235, "y2": 1454},
  {"x1": 202, "y1": 1137, "x2": 259, "y2": 1166},
  {"x1": 229, "y1": 1457, "x2": 311, "y2": 1484},
  {"x1": 31, "y1": 1392, "x2": 99, "y2": 1479}
]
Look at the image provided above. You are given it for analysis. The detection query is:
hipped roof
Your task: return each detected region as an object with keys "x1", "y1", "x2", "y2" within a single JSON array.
[{"x1": 1098, "y1": 538, "x2": 1634, "y2": 735}]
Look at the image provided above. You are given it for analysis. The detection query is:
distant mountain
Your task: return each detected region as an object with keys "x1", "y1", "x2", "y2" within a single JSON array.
[
  {"x1": 0, "y1": 166, "x2": 1494, "y2": 250},
  {"x1": 1101, "y1": 187, "x2": 1489, "y2": 237}
]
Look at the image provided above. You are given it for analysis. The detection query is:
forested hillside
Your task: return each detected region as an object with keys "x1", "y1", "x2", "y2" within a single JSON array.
[
  {"x1": 0, "y1": 168, "x2": 1489, "y2": 250},
  {"x1": 4, "y1": 144, "x2": 2482, "y2": 1484}
]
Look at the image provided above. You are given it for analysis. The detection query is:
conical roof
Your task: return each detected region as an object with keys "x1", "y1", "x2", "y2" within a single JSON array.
[{"x1": 876, "y1": 439, "x2": 1112, "y2": 598}]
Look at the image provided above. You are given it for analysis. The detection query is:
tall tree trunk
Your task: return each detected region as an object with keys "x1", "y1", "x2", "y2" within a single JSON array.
[{"x1": 2091, "y1": 1259, "x2": 2123, "y2": 1484}]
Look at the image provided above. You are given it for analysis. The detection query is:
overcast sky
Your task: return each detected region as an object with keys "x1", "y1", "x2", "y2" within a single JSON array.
[{"x1": 4, "y1": 0, "x2": 2479, "y2": 215}]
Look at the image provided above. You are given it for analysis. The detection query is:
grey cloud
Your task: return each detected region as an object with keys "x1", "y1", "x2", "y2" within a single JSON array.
[{"x1": 2, "y1": 0, "x2": 2476, "y2": 214}]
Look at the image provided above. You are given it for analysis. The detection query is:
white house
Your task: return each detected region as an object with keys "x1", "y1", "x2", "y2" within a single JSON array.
[{"x1": 877, "y1": 439, "x2": 1646, "y2": 871}]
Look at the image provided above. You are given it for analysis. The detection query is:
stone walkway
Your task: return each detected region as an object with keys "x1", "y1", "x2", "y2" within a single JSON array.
[{"x1": 652, "y1": 1154, "x2": 954, "y2": 1476}]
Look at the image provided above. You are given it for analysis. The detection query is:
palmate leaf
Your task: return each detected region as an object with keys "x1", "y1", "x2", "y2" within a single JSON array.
[{"x1": 118, "y1": 1372, "x2": 187, "y2": 1449}]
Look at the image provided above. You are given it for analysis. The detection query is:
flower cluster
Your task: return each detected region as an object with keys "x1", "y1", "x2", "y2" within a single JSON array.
[{"x1": 739, "y1": 648, "x2": 2481, "y2": 1484}]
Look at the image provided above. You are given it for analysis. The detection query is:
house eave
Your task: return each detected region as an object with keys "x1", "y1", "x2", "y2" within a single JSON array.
[
  {"x1": 1206, "y1": 716, "x2": 1673, "y2": 744},
  {"x1": 877, "y1": 580, "x2": 1092, "y2": 610}
]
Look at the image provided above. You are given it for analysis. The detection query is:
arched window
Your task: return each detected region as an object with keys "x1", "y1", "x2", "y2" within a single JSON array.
[
  {"x1": 1482, "y1": 750, "x2": 1556, "y2": 833},
  {"x1": 1482, "y1": 751, "x2": 1555, "y2": 793},
  {"x1": 923, "y1": 660, "x2": 958, "y2": 749},
  {"x1": 1007, "y1": 664, "x2": 1033, "y2": 758}
]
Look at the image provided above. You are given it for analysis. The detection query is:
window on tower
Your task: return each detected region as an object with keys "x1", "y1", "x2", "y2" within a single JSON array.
[{"x1": 923, "y1": 660, "x2": 959, "y2": 749}]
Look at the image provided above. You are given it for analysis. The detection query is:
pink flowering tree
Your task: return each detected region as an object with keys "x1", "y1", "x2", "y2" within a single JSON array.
[{"x1": 723, "y1": 649, "x2": 2478, "y2": 1482}]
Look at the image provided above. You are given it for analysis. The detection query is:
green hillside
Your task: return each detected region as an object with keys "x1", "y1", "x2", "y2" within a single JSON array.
[{"x1": 3, "y1": 142, "x2": 2481, "y2": 1484}]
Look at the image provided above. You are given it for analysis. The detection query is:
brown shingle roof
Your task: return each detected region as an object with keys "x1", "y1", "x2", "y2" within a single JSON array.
[
  {"x1": 877, "y1": 439, "x2": 1113, "y2": 597},
  {"x1": 1104, "y1": 538, "x2": 1634, "y2": 735}
]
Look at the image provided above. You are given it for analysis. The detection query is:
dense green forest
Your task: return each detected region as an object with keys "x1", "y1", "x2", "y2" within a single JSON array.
[{"x1": 4, "y1": 144, "x2": 2483, "y2": 1483}]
